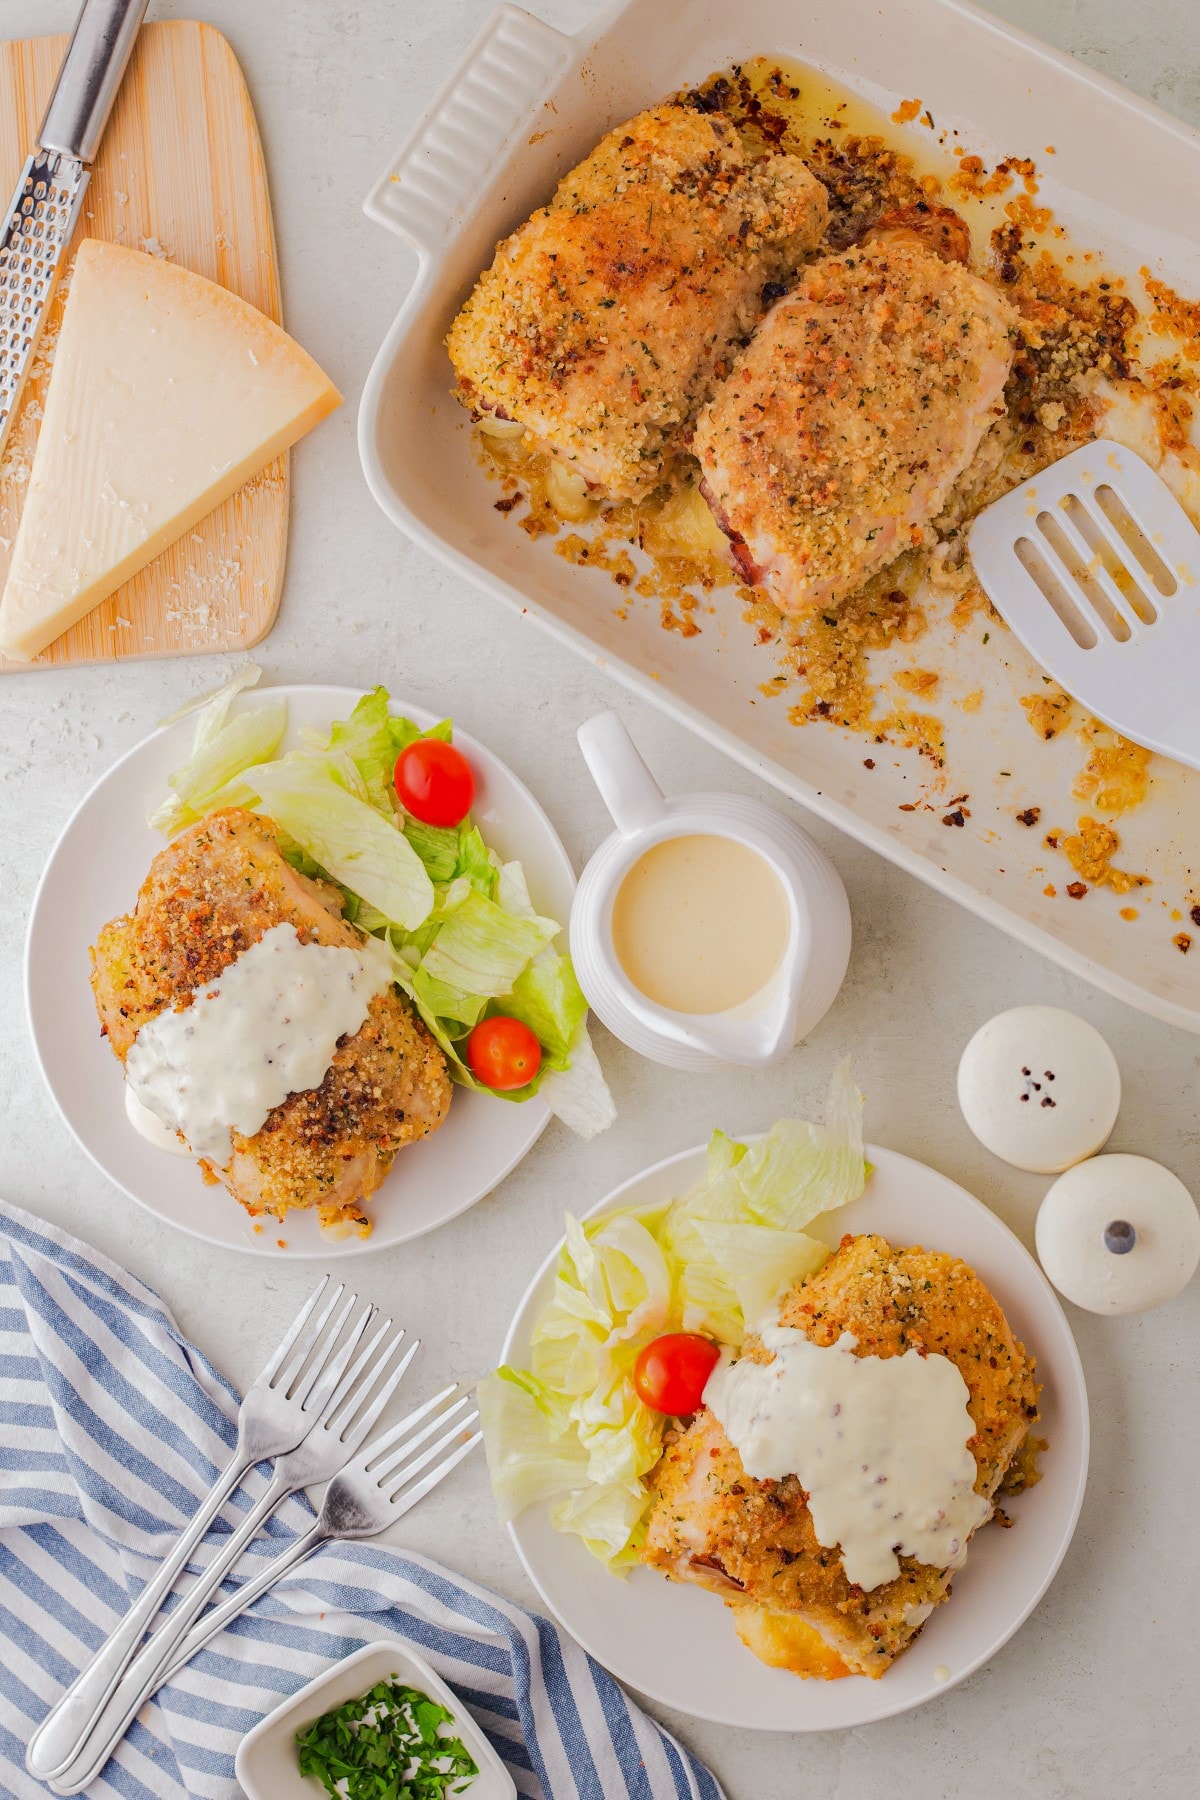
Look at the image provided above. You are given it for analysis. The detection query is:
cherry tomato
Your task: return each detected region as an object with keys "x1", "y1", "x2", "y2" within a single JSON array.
[
  {"x1": 633, "y1": 1332, "x2": 721, "y2": 1416},
  {"x1": 466, "y1": 1015, "x2": 542, "y2": 1091},
  {"x1": 394, "y1": 737, "x2": 475, "y2": 828}
]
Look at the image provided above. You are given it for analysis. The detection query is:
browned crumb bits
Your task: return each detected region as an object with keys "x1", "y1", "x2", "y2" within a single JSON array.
[
  {"x1": 1059, "y1": 817, "x2": 1148, "y2": 896},
  {"x1": 1021, "y1": 688, "x2": 1074, "y2": 742},
  {"x1": 1072, "y1": 721, "x2": 1151, "y2": 815}
]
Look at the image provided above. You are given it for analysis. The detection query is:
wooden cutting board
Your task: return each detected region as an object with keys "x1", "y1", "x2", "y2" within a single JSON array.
[{"x1": 0, "y1": 19, "x2": 287, "y2": 672}]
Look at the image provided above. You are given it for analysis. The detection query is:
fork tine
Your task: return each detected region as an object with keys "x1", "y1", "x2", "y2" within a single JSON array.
[
  {"x1": 330, "y1": 1331, "x2": 421, "y2": 1450},
  {"x1": 300, "y1": 1300, "x2": 375, "y2": 1419},
  {"x1": 290, "y1": 1288, "x2": 359, "y2": 1406},
  {"x1": 275, "y1": 1279, "x2": 345, "y2": 1391},
  {"x1": 377, "y1": 1397, "x2": 475, "y2": 1489},
  {"x1": 361, "y1": 1382, "x2": 460, "y2": 1475},
  {"x1": 258, "y1": 1276, "x2": 329, "y2": 1384},
  {"x1": 388, "y1": 1429, "x2": 482, "y2": 1518},
  {"x1": 322, "y1": 1315, "x2": 397, "y2": 1430},
  {"x1": 340, "y1": 1383, "x2": 459, "y2": 1482}
]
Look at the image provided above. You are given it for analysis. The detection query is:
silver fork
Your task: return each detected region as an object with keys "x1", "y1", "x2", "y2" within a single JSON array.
[
  {"x1": 162, "y1": 1387, "x2": 480, "y2": 1681},
  {"x1": 26, "y1": 1275, "x2": 352, "y2": 1784},
  {"x1": 48, "y1": 1394, "x2": 482, "y2": 1795},
  {"x1": 49, "y1": 1311, "x2": 421, "y2": 1796}
]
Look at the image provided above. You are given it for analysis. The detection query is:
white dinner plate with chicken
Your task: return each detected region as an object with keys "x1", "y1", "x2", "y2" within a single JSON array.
[
  {"x1": 25, "y1": 684, "x2": 578, "y2": 1258},
  {"x1": 500, "y1": 1142, "x2": 1089, "y2": 1730}
]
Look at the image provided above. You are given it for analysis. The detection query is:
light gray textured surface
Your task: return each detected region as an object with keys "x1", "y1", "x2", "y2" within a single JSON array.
[{"x1": 0, "y1": 2, "x2": 1197, "y2": 1796}]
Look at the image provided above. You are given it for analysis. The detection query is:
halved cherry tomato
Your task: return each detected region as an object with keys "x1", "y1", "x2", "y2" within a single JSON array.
[
  {"x1": 394, "y1": 737, "x2": 475, "y2": 828},
  {"x1": 633, "y1": 1332, "x2": 721, "y2": 1416},
  {"x1": 466, "y1": 1015, "x2": 542, "y2": 1090}
]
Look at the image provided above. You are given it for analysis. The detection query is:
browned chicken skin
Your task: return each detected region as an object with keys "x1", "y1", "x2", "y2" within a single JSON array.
[
  {"x1": 693, "y1": 229, "x2": 1016, "y2": 614},
  {"x1": 864, "y1": 200, "x2": 974, "y2": 266},
  {"x1": 447, "y1": 101, "x2": 829, "y2": 500},
  {"x1": 90, "y1": 809, "x2": 452, "y2": 1231},
  {"x1": 642, "y1": 1234, "x2": 1041, "y2": 1679}
]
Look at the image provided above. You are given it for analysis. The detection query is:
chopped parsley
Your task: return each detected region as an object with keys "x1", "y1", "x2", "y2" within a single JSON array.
[{"x1": 295, "y1": 1678, "x2": 479, "y2": 1800}]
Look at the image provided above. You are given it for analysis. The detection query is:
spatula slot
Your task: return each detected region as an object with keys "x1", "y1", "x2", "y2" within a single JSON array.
[
  {"x1": 1015, "y1": 535, "x2": 1098, "y2": 648},
  {"x1": 1035, "y1": 510, "x2": 1130, "y2": 641},
  {"x1": 1060, "y1": 492, "x2": 1158, "y2": 625},
  {"x1": 1093, "y1": 483, "x2": 1176, "y2": 601}
]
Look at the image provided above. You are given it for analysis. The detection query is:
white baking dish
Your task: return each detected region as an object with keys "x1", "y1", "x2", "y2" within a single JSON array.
[{"x1": 358, "y1": 0, "x2": 1200, "y2": 1033}]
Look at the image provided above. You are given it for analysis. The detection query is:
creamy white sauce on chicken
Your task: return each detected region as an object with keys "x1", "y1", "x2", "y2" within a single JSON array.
[
  {"x1": 704, "y1": 1322, "x2": 991, "y2": 1591},
  {"x1": 124, "y1": 922, "x2": 394, "y2": 1168},
  {"x1": 123, "y1": 1083, "x2": 190, "y2": 1155}
]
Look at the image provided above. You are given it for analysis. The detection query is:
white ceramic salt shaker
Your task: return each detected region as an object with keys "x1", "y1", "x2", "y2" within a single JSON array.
[{"x1": 568, "y1": 712, "x2": 851, "y2": 1071}]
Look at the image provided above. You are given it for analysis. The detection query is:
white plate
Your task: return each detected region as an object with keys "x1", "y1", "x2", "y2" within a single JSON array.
[
  {"x1": 25, "y1": 684, "x2": 576, "y2": 1259},
  {"x1": 500, "y1": 1141, "x2": 1089, "y2": 1730},
  {"x1": 235, "y1": 1638, "x2": 517, "y2": 1800},
  {"x1": 359, "y1": 0, "x2": 1200, "y2": 1034}
]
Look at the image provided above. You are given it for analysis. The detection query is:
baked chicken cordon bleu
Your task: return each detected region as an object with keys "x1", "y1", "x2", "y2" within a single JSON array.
[
  {"x1": 91, "y1": 808, "x2": 452, "y2": 1230},
  {"x1": 693, "y1": 209, "x2": 1018, "y2": 615},
  {"x1": 642, "y1": 1232, "x2": 1040, "y2": 1678},
  {"x1": 447, "y1": 101, "x2": 829, "y2": 502}
]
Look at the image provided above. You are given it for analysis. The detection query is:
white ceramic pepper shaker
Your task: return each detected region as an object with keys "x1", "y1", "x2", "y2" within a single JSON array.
[{"x1": 1036, "y1": 1153, "x2": 1200, "y2": 1315}]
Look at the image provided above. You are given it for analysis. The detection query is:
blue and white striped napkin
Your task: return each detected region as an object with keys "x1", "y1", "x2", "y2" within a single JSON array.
[{"x1": 0, "y1": 1199, "x2": 724, "y2": 1799}]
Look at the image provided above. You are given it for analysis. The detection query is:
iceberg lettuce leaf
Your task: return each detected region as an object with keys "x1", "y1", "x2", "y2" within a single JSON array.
[
  {"x1": 536, "y1": 1022, "x2": 617, "y2": 1138},
  {"x1": 504, "y1": 956, "x2": 588, "y2": 1067},
  {"x1": 549, "y1": 1481, "x2": 652, "y2": 1572},
  {"x1": 248, "y1": 755, "x2": 435, "y2": 929},
  {"x1": 418, "y1": 888, "x2": 559, "y2": 999},
  {"x1": 149, "y1": 696, "x2": 287, "y2": 837},
  {"x1": 322, "y1": 686, "x2": 398, "y2": 816},
  {"x1": 477, "y1": 1368, "x2": 589, "y2": 1525}
]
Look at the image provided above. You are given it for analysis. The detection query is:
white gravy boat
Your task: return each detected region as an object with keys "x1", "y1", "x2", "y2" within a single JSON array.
[{"x1": 569, "y1": 713, "x2": 852, "y2": 1071}]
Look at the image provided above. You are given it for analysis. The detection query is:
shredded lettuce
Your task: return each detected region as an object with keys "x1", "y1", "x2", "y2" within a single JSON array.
[
  {"x1": 505, "y1": 957, "x2": 588, "y2": 1066},
  {"x1": 249, "y1": 756, "x2": 435, "y2": 930},
  {"x1": 480, "y1": 1062, "x2": 867, "y2": 1570},
  {"x1": 148, "y1": 682, "x2": 613, "y2": 1136},
  {"x1": 149, "y1": 666, "x2": 287, "y2": 836},
  {"x1": 537, "y1": 1021, "x2": 618, "y2": 1138},
  {"x1": 417, "y1": 887, "x2": 559, "y2": 999},
  {"x1": 322, "y1": 682, "x2": 401, "y2": 816},
  {"x1": 476, "y1": 1368, "x2": 589, "y2": 1523}
]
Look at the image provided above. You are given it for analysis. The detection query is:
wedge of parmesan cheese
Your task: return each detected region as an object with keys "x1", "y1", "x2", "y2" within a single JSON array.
[{"x1": 0, "y1": 240, "x2": 341, "y2": 661}]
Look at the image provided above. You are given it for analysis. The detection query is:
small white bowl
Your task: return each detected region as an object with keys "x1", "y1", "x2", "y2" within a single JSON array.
[
  {"x1": 569, "y1": 713, "x2": 851, "y2": 1071},
  {"x1": 235, "y1": 1638, "x2": 517, "y2": 1800}
]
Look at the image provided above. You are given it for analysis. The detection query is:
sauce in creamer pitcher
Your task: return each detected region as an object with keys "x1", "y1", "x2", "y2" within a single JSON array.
[{"x1": 610, "y1": 833, "x2": 790, "y2": 1015}]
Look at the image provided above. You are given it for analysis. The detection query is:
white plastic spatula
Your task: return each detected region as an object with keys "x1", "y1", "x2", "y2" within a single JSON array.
[{"x1": 968, "y1": 438, "x2": 1200, "y2": 770}]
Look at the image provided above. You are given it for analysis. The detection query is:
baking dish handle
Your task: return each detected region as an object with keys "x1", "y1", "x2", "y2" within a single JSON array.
[{"x1": 364, "y1": 3, "x2": 572, "y2": 259}]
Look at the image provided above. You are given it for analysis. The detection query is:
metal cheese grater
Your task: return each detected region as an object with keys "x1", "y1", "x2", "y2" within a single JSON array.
[{"x1": 0, "y1": 0, "x2": 147, "y2": 458}]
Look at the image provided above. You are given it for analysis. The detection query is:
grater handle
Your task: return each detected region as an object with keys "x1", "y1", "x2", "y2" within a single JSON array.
[
  {"x1": 37, "y1": 0, "x2": 148, "y2": 165},
  {"x1": 363, "y1": 3, "x2": 572, "y2": 258}
]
